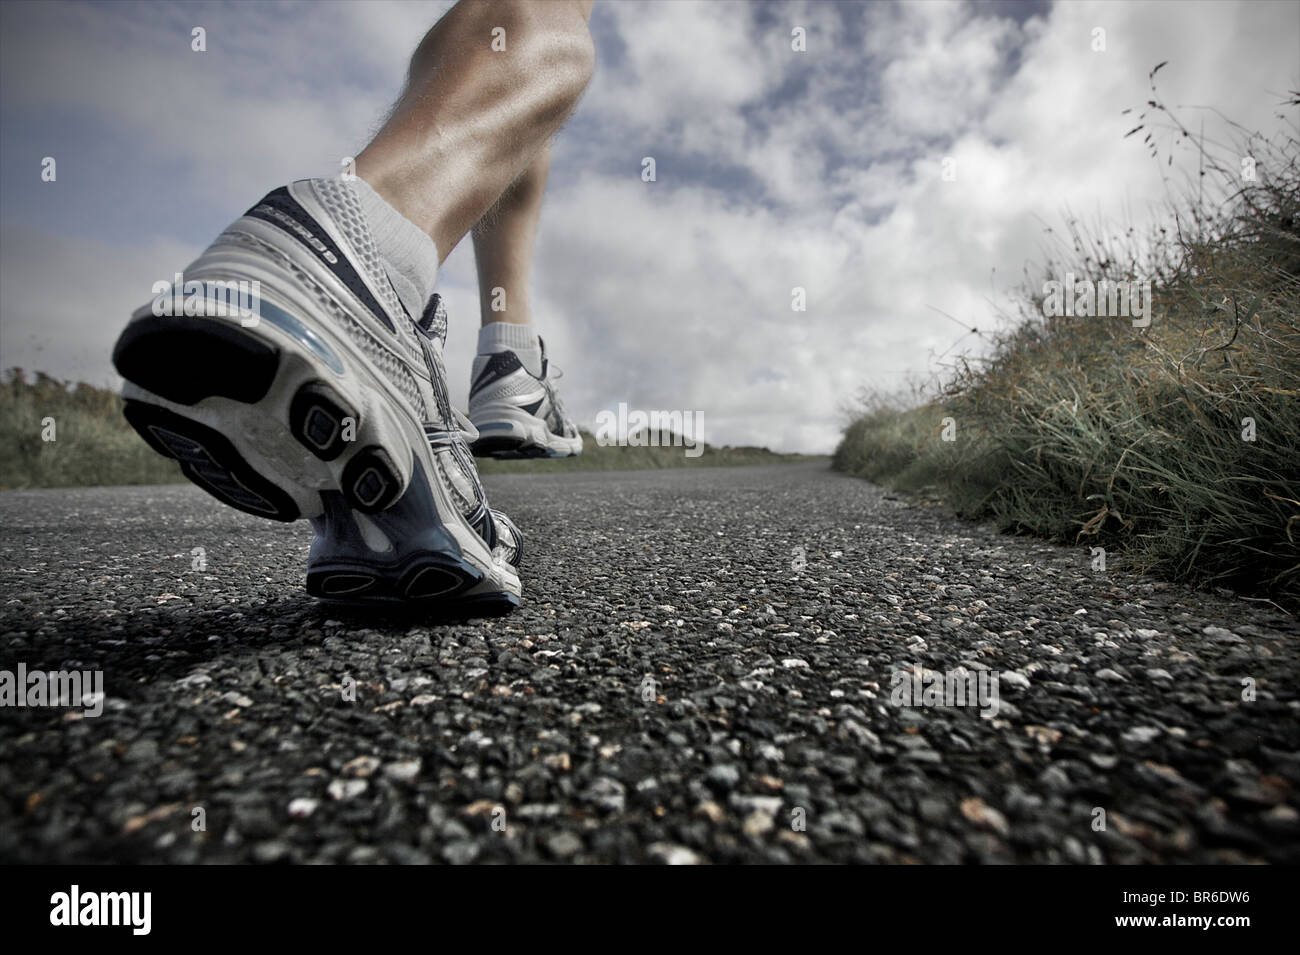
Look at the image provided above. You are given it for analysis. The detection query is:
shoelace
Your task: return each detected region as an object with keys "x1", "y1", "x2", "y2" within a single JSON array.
[
  {"x1": 425, "y1": 406, "x2": 480, "y2": 449},
  {"x1": 536, "y1": 348, "x2": 571, "y2": 416},
  {"x1": 453, "y1": 407, "x2": 480, "y2": 444},
  {"x1": 542, "y1": 364, "x2": 574, "y2": 432},
  {"x1": 411, "y1": 295, "x2": 520, "y2": 559}
]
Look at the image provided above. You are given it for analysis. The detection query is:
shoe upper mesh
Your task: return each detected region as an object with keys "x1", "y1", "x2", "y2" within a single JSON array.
[
  {"x1": 310, "y1": 179, "x2": 410, "y2": 328},
  {"x1": 215, "y1": 228, "x2": 432, "y2": 421}
]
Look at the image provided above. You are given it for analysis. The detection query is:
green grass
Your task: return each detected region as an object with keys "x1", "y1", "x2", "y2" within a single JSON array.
[
  {"x1": 834, "y1": 91, "x2": 1300, "y2": 608},
  {"x1": 0, "y1": 369, "x2": 806, "y2": 489},
  {"x1": 0, "y1": 370, "x2": 186, "y2": 489}
]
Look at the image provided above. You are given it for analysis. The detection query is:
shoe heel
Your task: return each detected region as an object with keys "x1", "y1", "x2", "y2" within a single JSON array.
[{"x1": 112, "y1": 314, "x2": 279, "y2": 406}]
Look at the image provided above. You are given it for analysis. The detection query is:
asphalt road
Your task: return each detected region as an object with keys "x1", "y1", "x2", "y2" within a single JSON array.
[{"x1": 1, "y1": 462, "x2": 1297, "y2": 864}]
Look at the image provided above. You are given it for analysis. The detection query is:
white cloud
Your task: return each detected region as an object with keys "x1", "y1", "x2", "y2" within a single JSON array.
[
  {"x1": 0, "y1": 225, "x2": 201, "y2": 385},
  {"x1": 876, "y1": 0, "x2": 1021, "y2": 136},
  {"x1": 1, "y1": 0, "x2": 1296, "y2": 454}
]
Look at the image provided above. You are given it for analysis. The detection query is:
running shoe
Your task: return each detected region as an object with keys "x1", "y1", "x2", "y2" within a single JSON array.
[
  {"x1": 111, "y1": 178, "x2": 522, "y2": 612},
  {"x1": 468, "y1": 337, "x2": 583, "y2": 457}
]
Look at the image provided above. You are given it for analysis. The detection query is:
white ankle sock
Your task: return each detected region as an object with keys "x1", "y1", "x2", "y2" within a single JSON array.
[
  {"x1": 351, "y1": 176, "x2": 439, "y2": 321},
  {"x1": 478, "y1": 321, "x2": 543, "y2": 377}
]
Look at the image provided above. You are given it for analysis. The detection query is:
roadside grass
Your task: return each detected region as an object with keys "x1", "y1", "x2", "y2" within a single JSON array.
[
  {"x1": 0, "y1": 369, "x2": 808, "y2": 489},
  {"x1": 0, "y1": 369, "x2": 185, "y2": 489},
  {"x1": 834, "y1": 89, "x2": 1300, "y2": 607}
]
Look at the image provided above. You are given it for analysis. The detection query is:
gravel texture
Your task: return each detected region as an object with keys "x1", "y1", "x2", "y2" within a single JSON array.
[{"x1": 1, "y1": 462, "x2": 1297, "y2": 864}]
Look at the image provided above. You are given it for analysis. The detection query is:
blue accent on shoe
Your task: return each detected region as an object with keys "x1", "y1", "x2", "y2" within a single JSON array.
[{"x1": 255, "y1": 296, "x2": 344, "y2": 376}]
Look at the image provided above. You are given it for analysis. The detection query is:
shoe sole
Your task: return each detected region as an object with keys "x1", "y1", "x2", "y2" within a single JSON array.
[
  {"x1": 114, "y1": 310, "x2": 518, "y2": 612},
  {"x1": 470, "y1": 408, "x2": 583, "y2": 459},
  {"x1": 116, "y1": 313, "x2": 407, "y2": 517},
  {"x1": 306, "y1": 551, "x2": 519, "y2": 614}
]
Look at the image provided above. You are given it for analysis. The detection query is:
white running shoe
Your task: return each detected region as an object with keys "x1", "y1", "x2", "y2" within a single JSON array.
[
  {"x1": 468, "y1": 337, "x2": 583, "y2": 458},
  {"x1": 111, "y1": 179, "x2": 522, "y2": 613}
]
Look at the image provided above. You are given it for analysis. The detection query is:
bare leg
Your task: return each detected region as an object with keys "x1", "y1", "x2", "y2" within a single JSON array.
[
  {"x1": 464, "y1": 132, "x2": 580, "y2": 458},
  {"x1": 354, "y1": 0, "x2": 594, "y2": 264},
  {"x1": 472, "y1": 144, "x2": 550, "y2": 327}
]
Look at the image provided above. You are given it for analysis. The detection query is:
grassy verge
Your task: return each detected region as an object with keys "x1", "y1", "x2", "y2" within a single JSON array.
[
  {"x1": 0, "y1": 369, "x2": 806, "y2": 489},
  {"x1": 0, "y1": 370, "x2": 186, "y2": 489},
  {"x1": 834, "y1": 90, "x2": 1300, "y2": 608}
]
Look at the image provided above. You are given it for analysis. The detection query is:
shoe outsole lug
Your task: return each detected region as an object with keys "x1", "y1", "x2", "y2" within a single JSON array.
[
  {"x1": 306, "y1": 556, "x2": 482, "y2": 603},
  {"x1": 316, "y1": 573, "x2": 377, "y2": 597},
  {"x1": 289, "y1": 382, "x2": 357, "y2": 461},
  {"x1": 403, "y1": 564, "x2": 465, "y2": 599},
  {"x1": 122, "y1": 401, "x2": 300, "y2": 521},
  {"x1": 341, "y1": 446, "x2": 402, "y2": 513},
  {"x1": 113, "y1": 315, "x2": 279, "y2": 406}
]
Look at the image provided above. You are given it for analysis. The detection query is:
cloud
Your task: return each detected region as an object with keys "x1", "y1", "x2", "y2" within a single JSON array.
[
  {"x1": 0, "y1": 224, "x2": 201, "y2": 385},
  {"x1": 1, "y1": 0, "x2": 1296, "y2": 454}
]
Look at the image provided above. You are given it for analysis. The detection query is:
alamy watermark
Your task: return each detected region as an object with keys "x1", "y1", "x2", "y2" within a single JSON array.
[
  {"x1": 151, "y1": 271, "x2": 262, "y2": 327},
  {"x1": 1042, "y1": 273, "x2": 1151, "y2": 328},
  {"x1": 50, "y1": 885, "x2": 151, "y2": 935},
  {"x1": 0, "y1": 663, "x2": 104, "y2": 717},
  {"x1": 890, "y1": 667, "x2": 1001, "y2": 718},
  {"x1": 594, "y1": 402, "x2": 704, "y2": 458}
]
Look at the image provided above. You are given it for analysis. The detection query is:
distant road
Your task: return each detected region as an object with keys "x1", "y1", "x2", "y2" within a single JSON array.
[{"x1": 1, "y1": 463, "x2": 1296, "y2": 863}]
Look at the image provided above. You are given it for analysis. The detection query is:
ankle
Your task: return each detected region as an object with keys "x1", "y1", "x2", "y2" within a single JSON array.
[
  {"x1": 478, "y1": 320, "x2": 539, "y2": 353},
  {"x1": 350, "y1": 175, "x2": 439, "y2": 320}
]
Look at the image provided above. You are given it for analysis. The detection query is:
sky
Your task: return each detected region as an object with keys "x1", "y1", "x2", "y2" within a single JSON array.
[{"x1": 0, "y1": 0, "x2": 1296, "y2": 453}]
